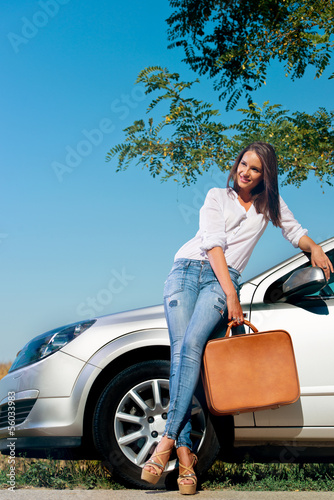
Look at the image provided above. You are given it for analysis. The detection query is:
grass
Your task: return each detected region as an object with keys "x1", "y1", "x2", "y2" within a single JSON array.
[
  {"x1": 201, "y1": 460, "x2": 334, "y2": 491},
  {"x1": 1, "y1": 454, "x2": 334, "y2": 491},
  {"x1": 0, "y1": 454, "x2": 124, "y2": 490},
  {"x1": 1, "y1": 362, "x2": 334, "y2": 491}
]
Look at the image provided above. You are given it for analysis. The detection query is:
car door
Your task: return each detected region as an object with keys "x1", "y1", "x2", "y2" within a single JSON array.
[{"x1": 248, "y1": 247, "x2": 334, "y2": 441}]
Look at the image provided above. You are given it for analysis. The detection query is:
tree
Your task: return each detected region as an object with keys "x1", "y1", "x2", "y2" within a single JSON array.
[
  {"x1": 106, "y1": 1, "x2": 334, "y2": 187},
  {"x1": 106, "y1": 67, "x2": 334, "y2": 188},
  {"x1": 167, "y1": 0, "x2": 334, "y2": 109}
]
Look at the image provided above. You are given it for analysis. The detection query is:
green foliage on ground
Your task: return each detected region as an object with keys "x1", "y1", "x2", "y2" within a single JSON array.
[
  {"x1": 0, "y1": 455, "x2": 124, "y2": 490},
  {"x1": 202, "y1": 460, "x2": 334, "y2": 491},
  {"x1": 1, "y1": 453, "x2": 334, "y2": 490}
]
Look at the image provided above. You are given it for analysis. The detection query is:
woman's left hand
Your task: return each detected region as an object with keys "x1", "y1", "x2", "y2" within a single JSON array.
[{"x1": 310, "y1": 244, "x2": 333, "y2": 281}]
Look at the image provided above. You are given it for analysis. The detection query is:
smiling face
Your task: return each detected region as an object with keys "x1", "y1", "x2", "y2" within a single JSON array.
[{"x1": 236, "y1": 150, "x2": 264, "y2": 195}]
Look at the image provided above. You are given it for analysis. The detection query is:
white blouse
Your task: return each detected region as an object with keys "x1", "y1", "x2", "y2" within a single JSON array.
[{"x1": 174, "y1": 188, "x2": 308, "y2": 274}]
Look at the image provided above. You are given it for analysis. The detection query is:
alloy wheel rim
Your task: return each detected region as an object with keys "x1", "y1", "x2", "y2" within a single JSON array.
[{"x1": 114, "y1": 377, "x2": 206, "y2": 470}]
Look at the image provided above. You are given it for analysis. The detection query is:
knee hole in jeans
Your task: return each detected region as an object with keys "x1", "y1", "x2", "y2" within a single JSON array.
[
  {"x1": 213, "y1": 296, "x2": 226, "y2": 316},
  {"x1": 168, "y1": 299, "x2": 179, "y2": 307}
]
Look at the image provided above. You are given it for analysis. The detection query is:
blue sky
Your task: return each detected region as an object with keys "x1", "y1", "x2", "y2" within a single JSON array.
[{"x1": 1, "y1": 0, "x2": 333, "y2": 361}]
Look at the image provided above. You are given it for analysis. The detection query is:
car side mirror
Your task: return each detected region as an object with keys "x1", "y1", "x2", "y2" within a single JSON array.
[{"x1": 282, "y1": 267, "x2": 326, "y2": 298}]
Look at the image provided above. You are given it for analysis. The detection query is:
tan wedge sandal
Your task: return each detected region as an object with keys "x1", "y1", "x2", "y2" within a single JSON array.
[
  {"x1": 141, "y1": 447, "x2": 173, "y2": 485},
  {"x1": 177, "y1": 454, "x2": 198, "y2": 495}
]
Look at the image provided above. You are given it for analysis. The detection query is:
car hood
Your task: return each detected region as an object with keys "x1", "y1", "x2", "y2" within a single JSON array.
[
  {"x1": 95, "y1": 304, "x2": 166, "y2": 326},
  {"x1": 60, "y1": 304, "x2": 168, "y2": 361}
]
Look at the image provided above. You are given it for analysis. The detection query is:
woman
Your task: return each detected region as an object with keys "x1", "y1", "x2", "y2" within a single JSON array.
[{"x1": 141, "y1": 142, "x2": 333, "y2": 495}]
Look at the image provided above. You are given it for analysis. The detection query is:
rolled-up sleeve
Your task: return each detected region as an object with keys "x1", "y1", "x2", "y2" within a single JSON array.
[
  {"x1": 280, "y1": 196, "x2": 308, "y2": 248},
  {"x1": 199, "y1": 188, "x2": 227, "y2": 252}
]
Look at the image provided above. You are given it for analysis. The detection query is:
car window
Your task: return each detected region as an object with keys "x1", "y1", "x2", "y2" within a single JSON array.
[{"x1": 324, "y1": 282, "x2": 334, "y2": 294}]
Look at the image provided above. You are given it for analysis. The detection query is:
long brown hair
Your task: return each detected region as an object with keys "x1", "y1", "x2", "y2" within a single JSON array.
[{"x1": 227, "y1": 142, "x2": 281, "y2": 227}]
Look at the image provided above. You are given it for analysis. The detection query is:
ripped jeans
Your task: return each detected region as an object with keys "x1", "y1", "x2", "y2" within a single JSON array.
[{"x1": 162, "y1": 258, "x2": 240, "y2": 450}]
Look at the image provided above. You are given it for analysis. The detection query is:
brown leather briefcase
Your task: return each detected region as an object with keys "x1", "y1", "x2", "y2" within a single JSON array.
[{"x1": 202, "y1": 320, "x2": 300, "y2": 416}]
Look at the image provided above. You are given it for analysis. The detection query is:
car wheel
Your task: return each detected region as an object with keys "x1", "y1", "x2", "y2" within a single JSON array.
[{"x1": 92, "y1": 359, "x2": 219, "y2": 489}]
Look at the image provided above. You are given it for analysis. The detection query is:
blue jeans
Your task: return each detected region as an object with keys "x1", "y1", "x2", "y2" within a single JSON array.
[{"x1": 162, "y1": 258, "x2": 240, "y2": 450}]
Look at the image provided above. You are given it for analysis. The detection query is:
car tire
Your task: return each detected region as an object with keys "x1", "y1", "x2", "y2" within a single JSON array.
[{"x1": 92, "y1": 359, "x2": 219, "y2": 489}]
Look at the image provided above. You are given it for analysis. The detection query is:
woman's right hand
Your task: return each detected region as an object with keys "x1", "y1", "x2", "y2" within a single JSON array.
[{"x1": 226, "y1": 291, "x2": 244, "y2": 325}]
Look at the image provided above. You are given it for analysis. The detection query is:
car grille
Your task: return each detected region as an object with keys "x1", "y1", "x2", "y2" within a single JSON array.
[{"x1": 0, "y1": 399, "x2": 37, "y2": 428}]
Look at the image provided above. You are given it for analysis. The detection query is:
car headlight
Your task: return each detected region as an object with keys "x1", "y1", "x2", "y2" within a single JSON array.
[{"x1": 8, "y1": 320, "x2": 96, "y2": 373}]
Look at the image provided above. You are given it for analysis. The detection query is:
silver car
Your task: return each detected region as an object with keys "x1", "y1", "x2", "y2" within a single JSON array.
[{"x1": 1, "y1": 237, "x2": 333, "y2": 488}]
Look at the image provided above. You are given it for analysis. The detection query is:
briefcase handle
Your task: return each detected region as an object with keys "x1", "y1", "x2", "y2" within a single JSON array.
[{"x1": 226, "y1": 319, "x2": 259, "y2": 338}]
